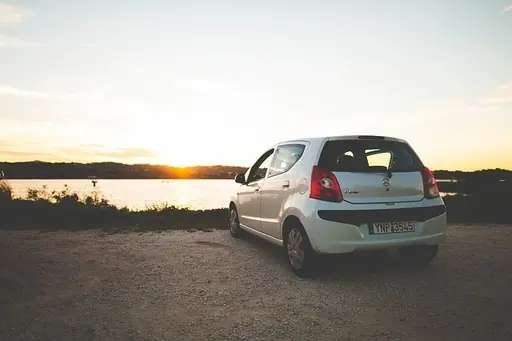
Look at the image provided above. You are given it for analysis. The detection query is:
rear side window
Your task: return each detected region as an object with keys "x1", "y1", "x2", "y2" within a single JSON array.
[
  {"x1": 268, "y1": 144, "x2": 305, "y2": 177},
  {"x1": 318, "y1": 140, "x2": 423, "y2": 172}
]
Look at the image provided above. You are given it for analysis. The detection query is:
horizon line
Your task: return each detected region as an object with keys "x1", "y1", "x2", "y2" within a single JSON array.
[{"x1": 0, "y1": 160, "x2": 511, "y2": 173}]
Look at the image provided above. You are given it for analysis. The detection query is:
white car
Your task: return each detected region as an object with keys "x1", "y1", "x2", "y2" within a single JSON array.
[{"x1": 228, "y1": 135, "x2": 447, "y2": 277}]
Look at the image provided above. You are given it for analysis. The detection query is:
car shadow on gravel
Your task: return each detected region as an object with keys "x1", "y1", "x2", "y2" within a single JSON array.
[
  {"x1": 314, "y1": 251, "x2": 446, "y2": 280},
  {"x1": 239, "y1": 232, "x2": 445, "y2": 280}
]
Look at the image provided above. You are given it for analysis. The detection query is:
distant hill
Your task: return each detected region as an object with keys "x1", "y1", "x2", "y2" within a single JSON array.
[
  {"x1": 0, "y1": 161, "x2": 510, "y2": 181},
  {"x1": 432, "y1": 169, "x2": 512, "y2": 182},
  {"x1": 0, "y1": 162, "x2": 247, "y2": 180}
]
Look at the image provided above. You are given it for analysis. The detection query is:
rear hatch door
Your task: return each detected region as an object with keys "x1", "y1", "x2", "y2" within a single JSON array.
[{"x1": 318, "y1": 138, "x2": 425, "y2": 204}]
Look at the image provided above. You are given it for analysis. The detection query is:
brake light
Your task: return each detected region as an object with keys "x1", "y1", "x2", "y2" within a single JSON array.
[
  {"x1": 421, "y1": 167, "x2": 440, "y2": 198},
  {"x1": 310, "y1": 166, "x2": 343, "y2": 202}
]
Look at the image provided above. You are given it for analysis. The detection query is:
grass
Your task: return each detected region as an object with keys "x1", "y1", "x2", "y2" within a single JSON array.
[{"x1": 0, "y1": 180, "x2": 511, "y2": 232}]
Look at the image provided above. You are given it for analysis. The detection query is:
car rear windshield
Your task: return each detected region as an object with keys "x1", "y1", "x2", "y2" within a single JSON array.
[{"x1": 317, "y1": 140, "x2": 424, "y2": 173}]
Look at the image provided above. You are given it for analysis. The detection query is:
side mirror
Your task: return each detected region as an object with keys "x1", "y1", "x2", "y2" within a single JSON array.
[{"x1": 234, "y1": 173, "x2": 246, "y2": 184}]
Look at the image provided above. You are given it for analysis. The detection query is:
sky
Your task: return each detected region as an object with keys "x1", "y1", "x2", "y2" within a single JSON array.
[{"x1": 0, "y1": 0, "x2": 511, "y2": 170}]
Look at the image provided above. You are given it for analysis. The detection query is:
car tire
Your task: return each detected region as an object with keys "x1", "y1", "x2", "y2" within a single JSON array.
[
  {"x1": 398, "y1": 245, "x2": 439, "y2": 266},
  {"x1": 284, "y1": 223, "x2": 318, "y2": 278},
  {"x1": 228, "y1": 206, "x2": 245, "y2": 238}
]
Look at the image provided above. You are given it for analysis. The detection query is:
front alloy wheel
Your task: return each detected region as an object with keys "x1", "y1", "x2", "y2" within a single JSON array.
[{"x1": 228, "y1": 207, "x2": 243, "y2": 238}]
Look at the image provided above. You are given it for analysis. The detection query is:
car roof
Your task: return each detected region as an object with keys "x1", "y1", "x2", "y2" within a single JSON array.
[{"x1": 277, "y1": 135, "x2": 407, "y2": 145}]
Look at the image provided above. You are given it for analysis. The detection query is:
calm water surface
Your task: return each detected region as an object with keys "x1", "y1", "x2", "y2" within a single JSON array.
[
  {"x1": 8, "y1": 179, "x2": 238, "y2": 210},
  {"x1": 8, "y1": 179, "x2": 455, "y2": 210}
]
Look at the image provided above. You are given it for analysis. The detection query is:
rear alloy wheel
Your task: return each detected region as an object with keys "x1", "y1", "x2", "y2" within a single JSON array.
[
  {"x1": 228, "y1": 207, "x2": 244, "y2": 238},
  {"x1": 286, "y1": 226, "x2": 317, "y2": 277},
  {"x1": 398, "y1": 245, "x2": 439, "y2": 267}
]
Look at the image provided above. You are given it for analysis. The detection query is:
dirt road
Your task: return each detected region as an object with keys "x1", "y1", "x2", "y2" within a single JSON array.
[{"x1": 0, "y1": 225, "x2": 511, "y2": 341}]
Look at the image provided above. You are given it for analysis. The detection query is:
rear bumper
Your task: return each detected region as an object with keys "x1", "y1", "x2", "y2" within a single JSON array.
[
  {"x1": 303, "y1": 206, "x2": 447, "y2": 254},
  {"x1": 317, "y1": 205, "x2": 446, "y2": 225}
]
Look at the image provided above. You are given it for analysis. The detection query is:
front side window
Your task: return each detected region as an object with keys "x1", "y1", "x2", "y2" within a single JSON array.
[
  {"x1": 246, "y1": 149, "x2": 274, "y2": 183},
  {"x1": 268, "y1": 144, "x2": 306, "y2": 177}
]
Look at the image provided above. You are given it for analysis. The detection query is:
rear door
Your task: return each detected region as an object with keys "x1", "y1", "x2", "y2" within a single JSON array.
[
  {"x1": 317, "y1": 138, "x2": 424, "y2": 204},
  {"x1": 260, "y1": 143, "x2": 306, "y2": 238}
]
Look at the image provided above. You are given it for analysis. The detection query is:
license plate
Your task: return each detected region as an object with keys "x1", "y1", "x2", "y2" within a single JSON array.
[{"x1": 369, "y1": 221, "x2": 415, "y2": 235}]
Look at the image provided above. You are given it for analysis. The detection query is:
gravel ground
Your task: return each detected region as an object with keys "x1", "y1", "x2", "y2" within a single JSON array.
[{"x1": 0, "y1": 225, "x2": 511, "y2": 341}]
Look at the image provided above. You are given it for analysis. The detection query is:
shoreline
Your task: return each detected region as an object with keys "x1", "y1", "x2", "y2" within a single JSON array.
[{"x1": 1, "y1": 181, "x2": 511, "y2": 232}]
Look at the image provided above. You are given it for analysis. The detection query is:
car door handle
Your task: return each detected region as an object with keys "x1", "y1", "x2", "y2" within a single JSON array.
[
  {"x1": 254, "y1": 186, "x2": 260, "y2": 192},
  {"x1": 282, "y1": 181, "x2": 290, "y2": 189}
]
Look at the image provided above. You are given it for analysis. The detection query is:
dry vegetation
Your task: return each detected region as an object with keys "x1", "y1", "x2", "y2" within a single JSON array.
[{"x1": 0, "y1": 182, "x2": 226, "y2": 232}]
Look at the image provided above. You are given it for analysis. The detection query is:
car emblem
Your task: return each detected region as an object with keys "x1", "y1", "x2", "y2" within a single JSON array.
[
  {"x1": 382, "y1": 177, "x2": 390, "y2": 187},
  {"x1": 343, "y1": 189, "x2": 360, "y2": 194}
]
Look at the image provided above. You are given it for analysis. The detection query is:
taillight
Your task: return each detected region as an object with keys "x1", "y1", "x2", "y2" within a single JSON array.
[
  {"x1": 310, "y1": 166, "x2": 343, "y2": 202},
  {"x1": 421, "y1": 167, "x2": 440, "y2": 198}
]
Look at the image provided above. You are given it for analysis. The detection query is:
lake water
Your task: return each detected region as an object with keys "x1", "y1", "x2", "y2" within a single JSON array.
[
  {"x1": 7, "y1": 179, "x2": 455, "y2": 211},
  {"x1": 7, "y1": 179, "x2": 239, "y2": 210}
]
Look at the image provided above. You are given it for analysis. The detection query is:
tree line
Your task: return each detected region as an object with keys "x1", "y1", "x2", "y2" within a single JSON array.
[
  {"x1": 0, "y1": 161, "x2": 510, "y2": 181},
  {"x1": 0, "y1": 162, "x2": 247, "y2": 179}
]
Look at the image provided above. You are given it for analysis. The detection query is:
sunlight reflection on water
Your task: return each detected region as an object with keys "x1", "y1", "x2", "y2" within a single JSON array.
[{"x1": 8, "y1": 179, "x2": 238, "y2": 210}]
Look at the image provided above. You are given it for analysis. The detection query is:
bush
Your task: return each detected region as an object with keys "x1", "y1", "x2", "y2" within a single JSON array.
[
  {"x1": 0, "y1": 180, "x2": 12, "y2": 202},
  {"x1": 443, "y1": 194, "x2": 511, "y2": 224},
  {"x1": 25, "y1": 184, "x2": 114, "y2": 208}
]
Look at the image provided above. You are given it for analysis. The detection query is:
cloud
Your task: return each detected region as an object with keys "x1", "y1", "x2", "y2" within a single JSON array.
[
  {"x1": 0, "y1": 138, "x2": 62, "y2": 161},
  {"x1": 416, "y1": 83, "x2": 512, "y2": 118},
  {"x1": 501, "y1": 4, "x2": 512, "y2": 14},
  {"x1": 0, "y1": 2, "x2": 32, "y2": 26},
  {"x1": 0, "y1": 149, "x2": 56, "y2": 160},
  {"x1": 43, "y1": 43, "x2": 111, "y2": 48},
  {"x1": 0, "y1": 85, "x2": 110, "y2": 101},
  {"x1": 0, "y1": 3, "x2": 38, "y2": 48},
  {"x1": 403, "y1": 83, "x2": 511, "y2": 126},
  {"x1": 0, "y1": 119, "x2": 157, "y2": 163},
  {"x1": 477, "y1": 84, "x2": 512, "y2": 105},
  {"x1": 0, "y1": 3, "x2": 106, "y2": 49},
  {"x1": 80, "y1": 146, "x2": 157, "y2": 159},
  {"x1": 0, "y1": 139, "x2": 158, "y2": 162},
  {"x1": 0, "y1": 34, "x2": 39, "y2": 48}
]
